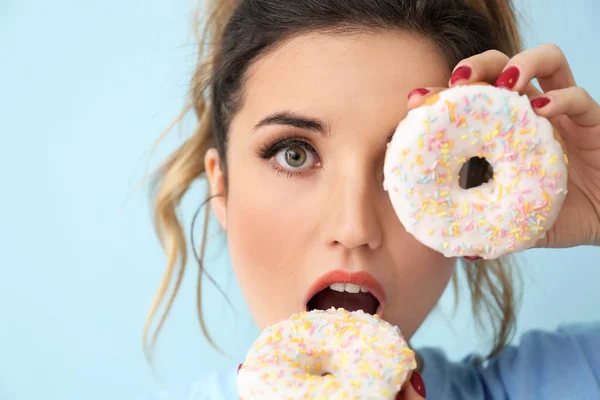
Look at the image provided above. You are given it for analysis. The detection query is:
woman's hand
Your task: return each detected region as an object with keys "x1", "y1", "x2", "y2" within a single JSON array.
[
  {"x1": 396, "y1": 371, "x2": 426, "y2": 400},
  {"x1": 407, "y1": 44, "x2": 600, "y2": 249}
]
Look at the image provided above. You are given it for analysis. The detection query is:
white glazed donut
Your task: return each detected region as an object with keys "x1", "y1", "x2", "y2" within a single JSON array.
[
  {"x1": 383, "y1": 84, "x2": 568, "y2": 259},
  {"x1": 237, "y1": 308, "x2": 416, "y2": 399}
]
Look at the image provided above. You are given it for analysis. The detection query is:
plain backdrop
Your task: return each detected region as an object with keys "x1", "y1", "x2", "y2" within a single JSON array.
[{"x1": 1, "y1": 1, "x2": 599, "y2": 399}]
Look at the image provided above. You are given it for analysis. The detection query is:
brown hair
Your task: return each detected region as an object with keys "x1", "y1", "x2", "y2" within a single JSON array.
[{"x1": 146, "y1": 0, "x2": 523, "y2": 362}]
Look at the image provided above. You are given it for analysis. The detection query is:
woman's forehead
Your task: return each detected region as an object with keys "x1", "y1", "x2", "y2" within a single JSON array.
[{"x1": 236, "y1": 31, "x2": 449, "y2": 131}]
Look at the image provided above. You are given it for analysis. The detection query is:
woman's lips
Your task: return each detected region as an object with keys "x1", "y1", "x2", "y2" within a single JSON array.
[{"x1": 305, "y1": 270, "x2": 386, "y2": 316}]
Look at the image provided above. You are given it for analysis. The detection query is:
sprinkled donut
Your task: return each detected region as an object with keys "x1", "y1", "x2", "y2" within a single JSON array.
[
  {"x1": 383, "y1": 84, "x2": 568, "y2": 259},
  {"x1": 237, "y1": 308, "x2": 416, "y2": 399}
]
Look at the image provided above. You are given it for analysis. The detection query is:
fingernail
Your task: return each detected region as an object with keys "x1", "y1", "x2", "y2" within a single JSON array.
[
  {"x1": 531, "y1": 97, "x2": 551, "y2": 109},
  {"x1": 450, "y1": 65, "x2": 472, "y2": 85},
  {"x1": 410, "y1": 371, "x2": 427, "y2": 398},
  {"x1": 395, "y1": 391, "x2": 405, "y2": 400},
  {"x1": 408, "y1": 88, "x2": 430, "y2": 99},
  {"x1": 495, "y1": 66, "x2": 520, "y2": 89},
  {"x1": 237, "y1": 363, "x2": 243, "y2": 373},
  {"x1": 463, "y1": 256, "x2": 482, "y2": 261}
]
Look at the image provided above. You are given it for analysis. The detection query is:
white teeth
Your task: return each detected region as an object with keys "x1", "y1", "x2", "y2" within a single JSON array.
[
  {"x1": 329, "y1": 283, "x2": 371, "y2": 294},
  {"x1": 329, "y1": 283, "x2": 346, "y2": 292},
  {"x1": 345, "y1": 283, "x2": 361, "y2": 293}
]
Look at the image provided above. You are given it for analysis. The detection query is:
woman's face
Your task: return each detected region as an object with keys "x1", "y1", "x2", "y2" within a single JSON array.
[{"x1": 206, "y1": 31, "x2": 456, "y2": 339}]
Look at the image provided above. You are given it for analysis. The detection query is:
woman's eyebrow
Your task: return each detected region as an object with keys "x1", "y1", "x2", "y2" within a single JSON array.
[{"x1": 253, "y1": 111, "x2": 330, "y2": 137}]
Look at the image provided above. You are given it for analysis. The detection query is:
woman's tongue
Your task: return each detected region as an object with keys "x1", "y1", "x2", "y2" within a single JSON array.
[{"x1": 307, "y1": 288, "x2": 379, "y2": 314}]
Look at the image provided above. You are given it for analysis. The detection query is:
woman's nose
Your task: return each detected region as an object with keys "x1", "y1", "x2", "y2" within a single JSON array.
[{"x1": 320, "y1": 173, "x2": 384, "y2": 251}]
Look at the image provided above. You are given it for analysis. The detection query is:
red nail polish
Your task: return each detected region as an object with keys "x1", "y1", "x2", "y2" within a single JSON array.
[
  {"x1": 495, "y1": 66, "x2": 520, "y2": 89},
  {"x1": 395, "y1": 391, "x2": 405, "y2": 400},
  {"x1": 531, "y1": 97, "x2": 551, "y2": 109},
  {"x1": 411, "y1": 371, "x2": 426, "y2": 397},
  {"x1": 464, "y1": 256, "x2": 482, "y2": 261},
  {"x1": 237, "y1": 363, "x2": 243, "y2": 373},
  {"x1": 450, "y1": 66, "x2": 472, "y2": 85},
  {"x1": 408, "y1": 88, "x2": 430, "y2": 99}
]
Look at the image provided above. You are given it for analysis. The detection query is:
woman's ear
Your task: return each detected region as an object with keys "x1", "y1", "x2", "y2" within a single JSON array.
[{"x1": 204, "y1": 148, "x2": 227, "y2": 231}]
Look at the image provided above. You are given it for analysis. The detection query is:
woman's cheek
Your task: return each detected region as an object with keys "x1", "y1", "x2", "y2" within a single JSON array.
[{"x1": 225, "y1": 165, "x2": 318, "y2": 324}]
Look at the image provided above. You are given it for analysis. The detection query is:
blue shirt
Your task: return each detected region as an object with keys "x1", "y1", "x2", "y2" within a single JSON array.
[{"x1": 142, "y1": 322, "x2": 600, "y2": 399}]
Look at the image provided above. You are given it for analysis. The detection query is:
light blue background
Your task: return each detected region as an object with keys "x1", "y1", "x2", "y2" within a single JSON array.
[{"x1": 1, "y1": 1, "x2": 599, "y2": 399}]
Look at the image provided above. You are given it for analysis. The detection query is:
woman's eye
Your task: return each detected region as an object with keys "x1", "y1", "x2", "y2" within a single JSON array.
[
  {"x1": 256, "y1": 138, "x2": 320, "y2": 176},
  {"x1": 275, "y1": 145, "x2": 315, "y2": 170}
]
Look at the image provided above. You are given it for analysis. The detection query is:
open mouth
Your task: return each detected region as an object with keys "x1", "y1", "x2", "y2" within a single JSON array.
[
  {"x1": 306, "y1": 271, "x2": 382, "y2": 314},
  {"x1": 307, "y1": 283, "x2": 380, "y2": 314}
]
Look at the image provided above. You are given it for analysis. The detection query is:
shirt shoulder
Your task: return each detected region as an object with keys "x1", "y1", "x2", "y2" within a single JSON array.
[{"x1": 420, "y1": 321, "x2": 600, "y2": 400}]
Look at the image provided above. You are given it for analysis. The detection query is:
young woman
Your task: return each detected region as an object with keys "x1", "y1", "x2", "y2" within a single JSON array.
[{"x1": 144, "y1": 0, "x2": 600, "y2": 398}]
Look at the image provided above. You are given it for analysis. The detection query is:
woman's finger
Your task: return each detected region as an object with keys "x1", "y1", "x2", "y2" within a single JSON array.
[
  {"x1": 448, "y1": 50, "x2": 510, "y2": 86},
  {"x1": 407, "y1": 87, "x2": 446, "y2": 110},
  {"x1": 397, "y1": 371, "x2": 426, "y2": 399},
  {"x1": 495, "y1": 43, "x2": 576, "y2": 93},
  {"x1": 530, "y1": 86, "x2": 600, "y2": 127},
  {"x1": 399, "y1": 371, "x2": 426, "y2": 399},
  {"x1": 450, "y1": 49, "x2": 542, "y2": 98}
]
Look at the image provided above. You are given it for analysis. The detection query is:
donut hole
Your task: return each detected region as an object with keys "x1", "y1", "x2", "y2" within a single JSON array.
[
  {"x1": 306, "y1": 368, "x2": 333, "y2": 378},
  {"x1": 459, "y1": 156, "x2": 494, "y2": 189},
  {"x1": 302, "y1": 356, "x2": 335, "y2": 377}
]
